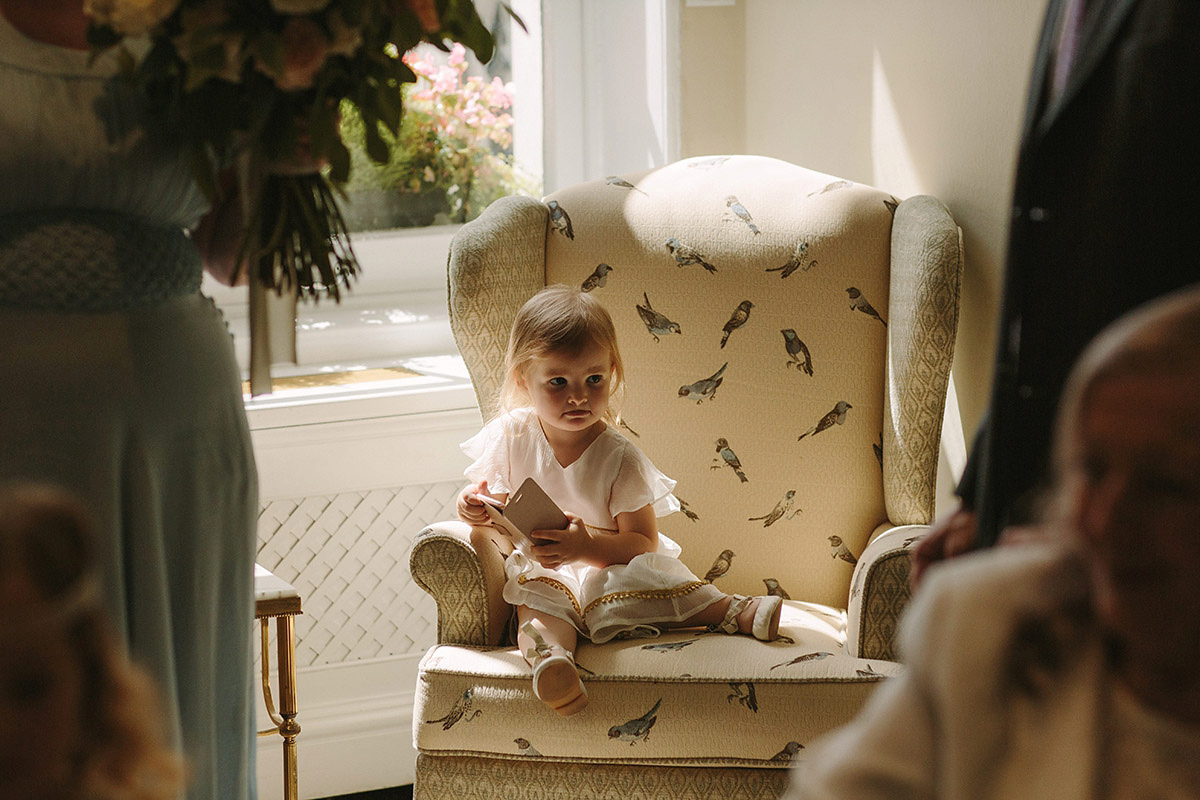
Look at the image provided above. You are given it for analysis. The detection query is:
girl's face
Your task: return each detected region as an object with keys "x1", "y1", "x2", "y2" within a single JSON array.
[
  {"x1": 1064, "y1": 370, "x2": 1200, "y2": 670},
  {"x1": 521, "y1": 340, "x2": 613, "y2": 440}
]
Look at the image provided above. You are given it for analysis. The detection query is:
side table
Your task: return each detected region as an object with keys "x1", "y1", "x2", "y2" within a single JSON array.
[{"x1": 254, "y1": 563, "x2": 302, "y2": 800}]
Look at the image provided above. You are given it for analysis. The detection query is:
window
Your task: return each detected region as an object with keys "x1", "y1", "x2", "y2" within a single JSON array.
[{"x1": 207, "y1": 0, "x2": 680, "y2": 408}]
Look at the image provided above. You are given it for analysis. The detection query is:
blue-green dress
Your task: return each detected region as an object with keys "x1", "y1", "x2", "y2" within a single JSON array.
[{"x1": 0, "y1": 15, "x2": 257, "y2": 800}]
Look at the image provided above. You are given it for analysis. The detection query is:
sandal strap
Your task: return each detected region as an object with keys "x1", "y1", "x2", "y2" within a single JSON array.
[
  {"x1": 710, "y1": 593, "x2": 752, "y2": 634},
  {"x1": 521, "y1": 620, "x2": 573, "y2": 663}
]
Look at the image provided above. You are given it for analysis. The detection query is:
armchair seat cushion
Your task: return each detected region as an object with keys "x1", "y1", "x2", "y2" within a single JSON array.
[{"x1": 414, "y1": 601, "x2": 897, "y2": 767}]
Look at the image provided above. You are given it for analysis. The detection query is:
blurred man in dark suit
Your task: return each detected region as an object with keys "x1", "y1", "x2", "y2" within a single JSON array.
[{"x1": 914, "y1": 0, "x2": 1200, "y2": 581}]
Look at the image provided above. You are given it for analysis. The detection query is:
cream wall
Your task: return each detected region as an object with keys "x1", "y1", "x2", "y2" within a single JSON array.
[{"x1": 681, "y1": 0, "x2": 1050, "y2": 471}]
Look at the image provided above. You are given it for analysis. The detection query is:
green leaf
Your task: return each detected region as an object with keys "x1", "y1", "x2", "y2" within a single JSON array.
[
  {"x1": 375, "y1": 81, "x2": 404, "y2": 133},
  {"x1": 85, "y1": 24, "x2": 122, "y2": 50},
  {"x1": 328, "y1": 139, "x2": 352, "y2": 184},
  {"x1": 250, "y1": 30, "x2": 285, "y2": 81},
  {"x1": 364, "y1": 119, "x2": 390, "y2": 165},
  {"x1": 388, "y1": 12, "x2": 423, "y2": 52},
  {"x1": 500, "y1": 3, "x2": 529, "y2": 35}
]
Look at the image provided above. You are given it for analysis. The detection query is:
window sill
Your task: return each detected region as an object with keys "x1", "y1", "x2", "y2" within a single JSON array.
[
  {"x1": 202, "y1": 224, "x2": 472, "y2": 426},
  {"x1": 243, "y1": 354, "x2": 478, "y2": 431}
]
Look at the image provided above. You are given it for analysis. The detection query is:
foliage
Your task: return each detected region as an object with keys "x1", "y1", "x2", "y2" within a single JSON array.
[
  {"x1": 85, "y1": 0, "x2": 503, "y2": 300},
  {"x1": 340, "y1": 42, "x2": 539, "y2": 226}
]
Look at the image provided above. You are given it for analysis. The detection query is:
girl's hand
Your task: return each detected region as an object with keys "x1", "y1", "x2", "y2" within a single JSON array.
[
  {"x1": 457, "y1": 480, "x2": 494, "y2": 526},
  {"x1": 529, "y1": 513, "x2": 591, "y2": 569}
]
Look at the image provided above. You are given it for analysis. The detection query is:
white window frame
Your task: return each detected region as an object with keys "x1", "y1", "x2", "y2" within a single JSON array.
[{"x1": 210, "y1": 0, "x2": 680, "y2": 415}]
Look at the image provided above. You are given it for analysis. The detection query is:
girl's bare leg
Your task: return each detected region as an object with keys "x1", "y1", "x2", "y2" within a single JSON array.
[{"x1": 517, "y1": 606, "x2": 588, "y2": 716}]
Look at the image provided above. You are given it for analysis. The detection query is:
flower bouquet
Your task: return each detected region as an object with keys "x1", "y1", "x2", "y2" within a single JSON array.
[{"x1": 84, "y1": 0, "x2": 505, "y2": 302}]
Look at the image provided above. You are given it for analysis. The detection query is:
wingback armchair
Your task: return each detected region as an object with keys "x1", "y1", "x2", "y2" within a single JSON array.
[{"x1": 410, "y1": 155, "x2": 962, "y2": 799}]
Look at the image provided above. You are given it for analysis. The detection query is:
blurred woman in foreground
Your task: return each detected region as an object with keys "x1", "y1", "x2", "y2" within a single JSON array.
[{"x1": 786, "y1": 285, "x2": 1200, "y2": 799}]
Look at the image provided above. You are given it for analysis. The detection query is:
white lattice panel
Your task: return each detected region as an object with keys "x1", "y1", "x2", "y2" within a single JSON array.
[{"x1": 255, "y1": 482, "x2": 460, "y2": 668}]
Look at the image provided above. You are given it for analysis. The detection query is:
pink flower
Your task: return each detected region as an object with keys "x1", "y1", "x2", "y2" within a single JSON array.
[{"x1": 447, "y1": 43, "x2": 467, "y2": 67}]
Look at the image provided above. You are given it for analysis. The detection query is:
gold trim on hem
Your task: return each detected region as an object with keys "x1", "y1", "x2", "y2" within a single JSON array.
[
  {"x1": 517, "y1": 574, "x2": 583, "y2": 617},
  {"x1": 581, "y1": 580, "x2": 710, "y2": 618}
]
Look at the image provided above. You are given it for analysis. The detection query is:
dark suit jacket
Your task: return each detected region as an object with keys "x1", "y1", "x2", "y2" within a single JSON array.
[{"x1": 961, "y1": 0, "x2": 1200, "y2": 545}]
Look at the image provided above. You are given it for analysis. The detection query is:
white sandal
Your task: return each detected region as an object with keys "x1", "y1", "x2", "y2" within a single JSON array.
[
  {"x1": 710, "y1": 594, "x2": 783, "y2": 641},
  {"x1": 522, "y1": 622, "x2": 588, "y2": 716}
]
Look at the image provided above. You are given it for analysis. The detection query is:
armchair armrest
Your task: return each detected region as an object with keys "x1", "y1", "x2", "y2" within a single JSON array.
[
  {"x1": 845, "y1": 523, "x2": 927, "y2": 660},
  {"x1": 409, "y1": 521, "x2": 514, "y2": 647}
]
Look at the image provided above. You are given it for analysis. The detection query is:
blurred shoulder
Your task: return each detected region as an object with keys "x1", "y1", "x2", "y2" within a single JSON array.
[{"x1": 900, "y1": 542, "x2": 1073, "y2": 662}]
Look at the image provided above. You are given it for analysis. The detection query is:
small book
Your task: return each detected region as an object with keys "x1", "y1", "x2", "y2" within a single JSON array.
[{"x1": 475, "y1": 477, "x2": 569, "y2": 550}]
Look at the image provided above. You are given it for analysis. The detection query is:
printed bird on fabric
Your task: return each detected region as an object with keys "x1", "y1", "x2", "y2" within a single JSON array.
[
  {"x1": 846, "y1": 287, "x2": 887, "y2": 326},
  {"x1": 546, "y1": 200, "x2": 574, "y2": 239},
  {"x1": 769, "y1": 741, "x2": 805, "y2": 763},
  {"x1": 642, "y1": 638, "x2": 699, "y2": 653},
  {"x1": 857, "y1": 664, "x2": 885, "y2": 678},
  {"x1": 665, "y1": 237, "x2": 718, "y2": 273},
  {"x1": 781, "y1": 329, "x2": 814, "y2": 375},
  {"x1": 677, "y1": 497, "x2": 701, "y2": 522},
  {"x1": 763, "y1": 578, "x2": 791, "y2": 599},
  {"x1": 605, "y1": 175, "x2": 647, "y2": 195},
  {"x1": 725, "y1": 195, "x2": 760, "y2": 234},
  {"x1": 828, "y1": 535, "x2": 858, "y2": 565},
  {"x1": 720, "y1": 300, "x2": 754, "y2": 348},
  {"x1": 636, "y1": 292, "x2": 682, "y2": 341},
  {"x1": 748, "y1": 490, "x2": 799, "y2": 527},
  {"x1": 608, "y1": 699, "x2": 662, "y2": 744},
  {"x1": 771, "y1": 651, "x2": 833, "y2": 670},
  {"x1": 513, "y1": 737, "x2": 542, "y2": 756},
  {"x1": 580, "y1": 263, "x2": 612, "y2": 292},
  {"x1": 727, "y1": 681, "x2": 759, "y2": 713},
  {"x1": 688, "y1": 155, "x2": 730, "y2": 169},
  {"x1": 797, "y1": 401, "x2": 852, "y2": 441},
  {"x1": 766, "y1": 241, "x2": 814, "y2": 279},
  {"x1": 678, "y1": 362, "x2": 727, "y2": 404},
  {"x1": 704, "y1": 548, "x2": 735, "y2": 582},
  {"x1": 808, "y1": 179, "x2": 851, "y2": 196},
  {"x1": 713, "y1": 438, "x2": 749, "y2": 482},
  {"x1": 425, "y1": 688, "x2": 481, "y2": 730}
]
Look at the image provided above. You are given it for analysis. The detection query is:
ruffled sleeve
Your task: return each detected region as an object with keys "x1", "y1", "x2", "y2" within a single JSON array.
[
  {"x1": 460, "y1": 413, "x2": 516, "y2": 495},
  {"x1": 608, "y1": 439, "x2": 679, "y2": 518}
]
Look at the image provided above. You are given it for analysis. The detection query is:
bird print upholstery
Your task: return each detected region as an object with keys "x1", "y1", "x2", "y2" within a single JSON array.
[
  {"x1": 540, "y1": 156, "x2": 898, "y2": 608},
  {"x1": 417, "y1": 155, "x2": 963, "y2": 798}
]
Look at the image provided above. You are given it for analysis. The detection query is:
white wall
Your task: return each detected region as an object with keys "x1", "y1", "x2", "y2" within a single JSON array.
[{"x1": 681, "y1": 0, "x2": 1050, "y2": 463}]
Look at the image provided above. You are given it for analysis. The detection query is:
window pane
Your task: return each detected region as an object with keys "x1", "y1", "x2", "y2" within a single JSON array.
[{"x1": 338, "y1": 3, "x2": 543, "y2": 232}]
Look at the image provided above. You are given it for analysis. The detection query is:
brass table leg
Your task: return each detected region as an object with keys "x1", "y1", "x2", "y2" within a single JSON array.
[
  {"x1": 258, "y1": 615, "x2": 300, "y2": 800},
  {"x1": 277, "y1": 614, "x2": 299, "y2": 800}
]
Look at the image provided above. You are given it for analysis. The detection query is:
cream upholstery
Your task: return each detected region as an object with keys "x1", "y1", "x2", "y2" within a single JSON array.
[{"x1": 411, "y1": 155, "x2": 962, "y2": 798}]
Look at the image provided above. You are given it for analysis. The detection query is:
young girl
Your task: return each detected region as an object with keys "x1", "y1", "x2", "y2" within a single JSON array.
[{"x1": 457, "y1": 285, "x2": 783, "y2": 716}]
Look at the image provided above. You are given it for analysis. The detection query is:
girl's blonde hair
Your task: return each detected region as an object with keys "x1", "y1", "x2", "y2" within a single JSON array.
[{"x1": 499, "y1": 285, "x2": 626, "y2": 423}]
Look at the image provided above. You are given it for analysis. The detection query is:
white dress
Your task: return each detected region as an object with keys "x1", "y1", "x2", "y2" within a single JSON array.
[{"x1": 462, "y1": 408, "x2": 725, "y2": 643}]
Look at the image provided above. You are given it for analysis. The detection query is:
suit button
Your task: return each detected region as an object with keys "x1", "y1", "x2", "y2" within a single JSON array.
[
  {"x1": 1018, "y1": 385, "x2": 1034, "y2": 399},
  {"x1": 1029, "y1": 207, "x2": 1047, "y2": 221}
]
